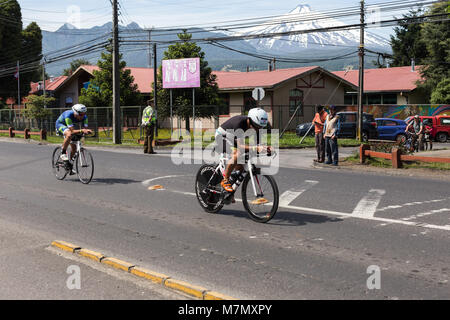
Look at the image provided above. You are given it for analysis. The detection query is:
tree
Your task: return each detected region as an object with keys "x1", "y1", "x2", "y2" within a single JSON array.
[
  {"x1": 20, "y1": 22, "x2": 43, "y2": 92},
  {"x1": 156, "y1": 31, "x2": 224, "y2": 131},
  {"x1": 0, "y1": 0, "x2": 22, "y2": 101},
  {"x1": 389, "y1": 7, "x2": 428, "y2": 67},
  {"x1": 63, "y1": 59, "x2": 92, "y2": 76},
  {"x1": 23, "y1": 94, "x2": 54, "y2": 128},
  {"x1": 79, "y1": 48, "x2": 142, "y2": 107},
  {"x1": 430, "y1": 78, "x2": 450, "y2": 104},
  {"x1": 0, "y1": 1, "x2": 42, "y2": 102},
  {"x1": 417, "y1": 2, "x2": 450, "y2": 101}
]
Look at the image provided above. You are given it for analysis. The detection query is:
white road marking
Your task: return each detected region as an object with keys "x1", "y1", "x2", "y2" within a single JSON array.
[
  {"x1": 377, "y1": 197, "x2": 450, "y2": 212},
  {"x1": 279, "y1": 180, "x2": 319, "y2": 207},
  {"x1": 352, "y1": 189, "x2": 386, "y2": 218},
  {"x1": 141, "y1": 175, "x2": 189, "y2": 187},
  {"x1": 148, "y1": 183, "x2": 450, "y2": 232},
  {"x1": 402, "y1": 208, "x2": 450, "y2": 221}
]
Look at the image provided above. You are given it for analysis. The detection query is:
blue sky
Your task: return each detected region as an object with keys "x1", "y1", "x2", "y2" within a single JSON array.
[{"x1": 16, "y1": 0, "x2": 419, "y2": 37}]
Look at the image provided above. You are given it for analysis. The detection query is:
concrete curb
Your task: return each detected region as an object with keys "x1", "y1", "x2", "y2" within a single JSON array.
[{"x1": 51, "y1": 240, "x2": 236, "y2": 300}]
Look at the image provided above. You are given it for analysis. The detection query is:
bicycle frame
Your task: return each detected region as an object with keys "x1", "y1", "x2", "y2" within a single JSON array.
[{"x1": 214, "y1": 152, "x2": 264, "y2": 197}]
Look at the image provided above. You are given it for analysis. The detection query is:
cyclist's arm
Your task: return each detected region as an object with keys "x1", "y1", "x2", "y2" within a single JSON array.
[{"x1": 65, "y1": 118, "x2": 91, "y2": 134}]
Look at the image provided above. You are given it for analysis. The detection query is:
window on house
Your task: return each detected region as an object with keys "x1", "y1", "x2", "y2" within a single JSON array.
[
  {"x1": 289, "y1": 89, "x2": 303, "y2": 116},
  {"x1": 367, "y1": 94, "x2": 382, "y2": 104},
  {"x1": 382, "y1": 94, "x2": 397, "y2": 104},
  {"x1": 218, "y1": 93, "x2": 230, "y2": 115},
  {"x1": 344, "y1": 94, "x2": 356, "y2": 105}
]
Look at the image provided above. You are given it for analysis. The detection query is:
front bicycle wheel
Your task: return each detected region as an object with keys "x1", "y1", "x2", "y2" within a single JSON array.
[
  {"x1": 242, "y1": 173, "x2": 279, "y2": 223},
  {"x1": 52, "y1": 147, "x2": 68, "y2": 180},
  {"x1": 76, "y1": 148, "x2": 94, "y2": 184},
  {"x1": 195, "y1": 164, "x2": 224, "y2": 213}
]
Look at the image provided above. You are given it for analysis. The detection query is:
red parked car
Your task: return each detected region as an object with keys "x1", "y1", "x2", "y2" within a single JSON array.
[{"x1": 405, "y1": 115, "x2": 450, "y2": 142}]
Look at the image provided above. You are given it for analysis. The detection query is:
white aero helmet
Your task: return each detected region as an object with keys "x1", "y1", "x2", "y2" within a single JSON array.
[
  {"x1": 72, "y1": 103, "x2": 87, "y2": 115},
  {"x1": 248, "y1": 107, "x2": 268, "y2": 128}
]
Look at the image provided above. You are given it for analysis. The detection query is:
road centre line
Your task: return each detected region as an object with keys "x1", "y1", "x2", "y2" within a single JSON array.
[{"x1": 167, "y1": 190, "x2": 450, "y2": 232}]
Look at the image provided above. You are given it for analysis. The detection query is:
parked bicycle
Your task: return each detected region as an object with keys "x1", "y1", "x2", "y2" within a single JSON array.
[
  {"x1": 52, "y1": 132, "x2": 94, "y2": 184},
  {"x1": 402, "y1": 131, "x2": 419, "y2": 153},
  {"x1": 195, "y1": 149, "x2": 279, "y2": 223}
]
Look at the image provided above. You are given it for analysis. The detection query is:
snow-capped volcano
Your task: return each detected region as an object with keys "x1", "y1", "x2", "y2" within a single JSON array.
[{"x1": 232, "y1": 4, "x2": 389, "y2": 53}]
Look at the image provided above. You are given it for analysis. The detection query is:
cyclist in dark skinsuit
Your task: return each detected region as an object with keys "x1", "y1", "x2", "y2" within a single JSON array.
[{"x1": 215, "y1": 108, "x2": 271, "y2": 192}]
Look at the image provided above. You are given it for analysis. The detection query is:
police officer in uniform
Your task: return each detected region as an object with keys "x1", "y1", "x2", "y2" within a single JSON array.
[{"x1": 141, "y1": 99, "x2": 157, "y2": 154}]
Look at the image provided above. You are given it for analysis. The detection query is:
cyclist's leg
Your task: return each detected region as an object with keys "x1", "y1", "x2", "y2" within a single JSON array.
[
  {"x1": 69, "y1": 142, "x2": 77, "y2": 160},
  {"x1": 221, "y1": 137, "x2": 238, "y2": 192}
]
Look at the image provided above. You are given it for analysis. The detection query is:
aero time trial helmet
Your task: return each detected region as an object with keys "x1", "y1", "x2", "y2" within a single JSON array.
[
  {"x1": 72, "y1": 104, "x2": 87, "y2": 115},
  {"x1": 248, "y1": 107, "x2": 268, "y2": 128}
]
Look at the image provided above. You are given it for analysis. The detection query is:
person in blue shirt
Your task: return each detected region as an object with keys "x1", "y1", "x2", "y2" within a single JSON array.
[
  {"x1": 55, "y1": 104, "x2": 92, "y2": 164},
  {"x1": 322, "y1": 105, "x2": 341, "y2": 166}
]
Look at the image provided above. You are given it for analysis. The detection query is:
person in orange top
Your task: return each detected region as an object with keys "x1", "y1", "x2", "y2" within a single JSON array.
[{"x1": 313, "y1": 105, "x2": 328, "y2": 163}]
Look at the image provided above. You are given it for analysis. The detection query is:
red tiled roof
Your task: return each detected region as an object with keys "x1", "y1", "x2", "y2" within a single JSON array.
[
  {"x1": 332, "y1": 66, "x2": 423, "y2": 92},
  {"x1": 212, "y1": 66, "x2": 319, "y2": 90},
  {"x1": 80, "y1": 65, "x2": 154, "y2": 93},
  {"x1": 29, "y1": 76, "x2": 68, "y2": 94}
]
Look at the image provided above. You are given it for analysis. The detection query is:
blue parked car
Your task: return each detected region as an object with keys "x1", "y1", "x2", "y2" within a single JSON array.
[{"x1": 375, "y1": 118, "x2": 407, "y2": 141}]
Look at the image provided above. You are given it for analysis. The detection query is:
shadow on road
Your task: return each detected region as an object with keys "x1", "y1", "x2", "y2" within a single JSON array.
[
  {"x1": 220, "y1": 209, "x2": 343, "y2": 226},
  {"x1": 89, "y1": 178, "x2": 141, "y2": 185}
]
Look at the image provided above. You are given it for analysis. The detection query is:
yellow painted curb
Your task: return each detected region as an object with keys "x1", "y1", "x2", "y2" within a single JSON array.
[
  {"x1": 204, "y1": 291, "x2": 236, "y2": 300},
  {"x1": 130, "y1": 267, "x2": 169, "y2": 284},
  {"x1": 51, "y1": 240, "x2": 81, "y2": 253},
  {"x1": 78, "y1": 249, "x2": 105, "y2": 262},
  {"x1": 51, "y1": 241, "x2": 236, "y2": 300},
  {"x1": 101, "y1": 257, "x2": 134, "y2": 272},
  {"x1": 164, "y1": 279, "x2": 207, "y2": 299}
]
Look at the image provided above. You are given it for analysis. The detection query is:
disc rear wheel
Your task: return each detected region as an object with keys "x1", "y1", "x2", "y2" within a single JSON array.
[{"x1": 195, "y1": 164, "x2": 224, "y2": 213}]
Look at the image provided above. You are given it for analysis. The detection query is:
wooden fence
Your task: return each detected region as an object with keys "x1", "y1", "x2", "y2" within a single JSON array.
[
  {"x1": 0, "y1": 127, "x2": 47, "y2": 140},
  {"x1": 360, "y1": 144, "x2": 450, "y2": 168}
]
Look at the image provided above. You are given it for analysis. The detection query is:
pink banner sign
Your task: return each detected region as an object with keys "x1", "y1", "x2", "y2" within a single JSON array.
[{"x1": 162, "y1": 58, "x2": 200, "y2": 89}]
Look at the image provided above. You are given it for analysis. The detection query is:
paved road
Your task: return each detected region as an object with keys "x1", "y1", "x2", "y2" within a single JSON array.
[{"x1": 0, "y1": 139, "x2": 449, "y2": 299}]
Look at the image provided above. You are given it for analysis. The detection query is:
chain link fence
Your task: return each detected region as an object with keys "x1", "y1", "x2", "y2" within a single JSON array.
[{"x1": 6, "y1": 103, "x2": 420, "y2": 142}]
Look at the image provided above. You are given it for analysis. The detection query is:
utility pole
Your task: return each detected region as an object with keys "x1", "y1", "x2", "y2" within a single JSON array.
[
  {"x1": 112, "y1": 0, "x2": 121, "y2": 144},
  {"x1": 42, "y1": 59, "x2": 46, "y2": 107},
  {"x1": 17, "y1": 61, "x2": 20, "y2": 109},
  {"x1": 357, "y1": 0, "x2": 365, "y2": 142},
  {"x1": 148, "y1": 29, "x2": 152, "y2": 68},
  {"x1": 153, "y1": 43, "x2": 158, "y2": 138}
]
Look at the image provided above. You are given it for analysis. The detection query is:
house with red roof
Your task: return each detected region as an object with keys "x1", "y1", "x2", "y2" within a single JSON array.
[
  {"x1": 53, "y1": 65, "x2": 154, "y2": 109},
  {"x1": 333, "y1": 65, "x2": 426, "y2": 105},
  {"x1": 212, "y1": 65, "x2": 357, "y2": 129},
  {"x1": 51, "y1": 64, "x2": 357, "y2": 129},
  {"x1": 41, "y1": 63, "x2": 430, "y2": 130}
]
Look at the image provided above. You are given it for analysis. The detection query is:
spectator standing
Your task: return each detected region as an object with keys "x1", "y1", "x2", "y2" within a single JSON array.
[
  {"x1": 323, "y1": 105, "x2": 341, "y2": 166},
  {"x1": 405, "y1": 115, "x2": 424, "y2": 151},
  {"x1": 312, "y1": 105, "x2": 328, "y2": 163},
  {"x1": 141, "y1": 99, "x2": 157, "y2": 154}
]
